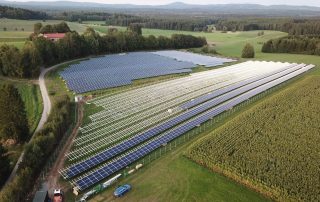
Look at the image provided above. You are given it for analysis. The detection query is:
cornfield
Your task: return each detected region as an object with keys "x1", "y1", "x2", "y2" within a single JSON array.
[{"x1": 186, "y1": 76, "x2": 320, "y2": 201}]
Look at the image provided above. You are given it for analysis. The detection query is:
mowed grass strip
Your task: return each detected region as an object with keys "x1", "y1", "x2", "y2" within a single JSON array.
[{"x1": 186, "y1": 75, "x2": 320, "y2": 201}]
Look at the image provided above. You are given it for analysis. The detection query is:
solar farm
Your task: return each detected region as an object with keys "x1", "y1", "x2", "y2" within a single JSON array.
[
  {"x1": 59, "y1": 59, "x2": 314, "y2": 192},
  {"x1": 59, "y1": 51, "x2": 236, "y2": 93}
]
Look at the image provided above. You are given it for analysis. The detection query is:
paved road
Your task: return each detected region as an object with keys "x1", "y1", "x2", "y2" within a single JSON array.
[
  {"x1": 4, "y1": 59, "x2": 82, "y2": 186},
  {"x1": 5, "y1": 67, "x2": 53, "y2": 185},
  {"x1": 35, "y1": 67, "x2": 53, "y2": 133}
]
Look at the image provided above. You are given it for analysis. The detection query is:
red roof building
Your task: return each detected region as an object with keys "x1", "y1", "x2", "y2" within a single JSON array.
[{"x1": 43, "y1": 33, "x2": 65, "y2": 42}]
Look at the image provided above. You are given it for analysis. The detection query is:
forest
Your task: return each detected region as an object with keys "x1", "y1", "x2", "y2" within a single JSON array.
[
  {"x1": 0, "y1": 6, "x2": 47, "y2": 20},
  {"x1": 186, "y1": 76, "x2": 320, "y2": 201},
  {"x1": 262, "y1": 36, "x2": 320, "y2": 55}
]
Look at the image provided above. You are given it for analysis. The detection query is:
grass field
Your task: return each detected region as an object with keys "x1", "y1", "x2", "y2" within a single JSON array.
[
  {"x1": 88, "y1": 144, "x2": 270, "y2": 202},
  {"x1": 0, "y1": 19, "x2": 87, "y2": 33},
  {"x1": 0, "y1": 19, "x2": 89, "y2": 49}
]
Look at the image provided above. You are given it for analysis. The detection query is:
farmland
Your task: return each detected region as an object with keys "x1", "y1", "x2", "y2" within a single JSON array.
[
  {"x1": 0, "y1": 19, "x2": 88, "y2": 48},
  {"x1": 186, "y1": 75, "x2": 320, "y2": 201},
  {"x1": 0, "y1": 19, "x2": 86, "y2": 33},
  {"x1": 87, "y1": 23, "x2": 287, "y2": 55}
]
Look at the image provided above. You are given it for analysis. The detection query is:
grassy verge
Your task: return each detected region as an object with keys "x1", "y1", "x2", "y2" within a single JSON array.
[{"x1": 17, "y1": 84, "x2": 43, "y2": 134}]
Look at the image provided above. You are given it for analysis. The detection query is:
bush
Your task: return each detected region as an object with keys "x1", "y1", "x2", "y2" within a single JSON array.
[
  {"x1": 241, "y1": 43, "x2": 255, "y2": 58},
  {"x1": 201, "y1": 45, "x2": 218, "y2": 54}
]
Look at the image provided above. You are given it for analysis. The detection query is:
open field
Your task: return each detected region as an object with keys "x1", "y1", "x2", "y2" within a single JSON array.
[
  {"x1": 88, "y1": 24, "x2": 287, "y2": 46},
  {"x1": 186, "y1": 75, "x2": 320, "y2": 201},
  {"x1": 0, "y1": 19, "x2": 287, "y2": 54},
  {"x1": 0, "y1": 19, "x2": 87, "y2": 33},
  {"x1": 0, "y1": 19, "x2": 88, "y2": 48}
]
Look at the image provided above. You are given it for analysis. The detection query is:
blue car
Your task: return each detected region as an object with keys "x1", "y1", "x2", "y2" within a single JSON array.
[{"x1": 114, "y1": 184, "x2": 131, "y2": 197}]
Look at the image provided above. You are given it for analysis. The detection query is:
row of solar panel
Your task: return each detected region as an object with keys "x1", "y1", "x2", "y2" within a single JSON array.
[
  {"x1": 65, "y1": 69, "x2": 192, "y2": 93},
  {"x1": 180, "y1": 63, "x2": 299, "y2": 109},
  {"x1": 68, "y1": 61, "x2": 282, "y2": 159},
  {"x1": 63, "y1": 63, "x2": 303, "y2": 179},
  {"x1": 59, "y1": 51, "x2": 235, "y2": 93},
  {"x1": 74, "y1": 64, "x2": 313, "y2": 190},
  {"x1": 152, "y1": 50, "x2": 236, "y2": 67}
]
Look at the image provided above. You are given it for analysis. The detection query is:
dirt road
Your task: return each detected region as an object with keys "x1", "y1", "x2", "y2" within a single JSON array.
[{"x1": 47, "y1": 101, "x2": 85, "y2": 192}]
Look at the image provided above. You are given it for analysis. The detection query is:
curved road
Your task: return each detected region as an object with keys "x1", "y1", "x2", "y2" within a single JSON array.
[{"x1": 5, "y1": 59, "x2": 82, "y2": 186}]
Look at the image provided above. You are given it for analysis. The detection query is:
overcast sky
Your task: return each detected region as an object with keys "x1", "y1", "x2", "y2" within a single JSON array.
[{"x1": 5, "y1": 0, "x2": 320, "y2": 7}]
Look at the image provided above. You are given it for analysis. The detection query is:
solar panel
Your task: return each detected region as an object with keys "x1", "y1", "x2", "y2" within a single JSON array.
[
  {"x1": 59, "y1": 51, "x2": 237, "y2": 93},
  {"x1": 180, "y1": 63, "x2": 300, "y2": 109},
  {"x1": 60, "y1": 52, "x2": 196, "y2": 93},
  {"x1": 152, "y1": 50, "x2": 236, "y2": 67},
  {"x1": 74, "y1": 64, "x2": 314, "y2": 191},
  {"x1": 64, "y1": 63, "x2": 305, "y2": 179}
]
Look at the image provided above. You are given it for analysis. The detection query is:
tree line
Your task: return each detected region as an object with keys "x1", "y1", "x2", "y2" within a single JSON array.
[
  {"x1": 0, "y1": 96, "x2": 73, "y2": 201},
  {"x1": 0, "y1": 22, "x2": 207, "y2": 79},
  {"x1": 33, "y1": 21, "x2": 71, "y2": 34},
  {"x1": 0, "y1": 84, "x2": 29, "y2": 188},
  {"x1": 214, "y1": 18, "x2": 320, "y2": 35},
  {"x1": 0, "y1": 5, "x2": 47, "y2": 20},
  {"x1": 262, "y1": 36, "x2": 320, "y2": 55},
  {"x1": 104, "y1": 14, "x2": 216, "y2": 32},
  {"x1": 75, "y1": 13, "x2": 320, "y2": 35},
  {"x1": 49, "y1": 12, "x2": 216, "y2": 31}
]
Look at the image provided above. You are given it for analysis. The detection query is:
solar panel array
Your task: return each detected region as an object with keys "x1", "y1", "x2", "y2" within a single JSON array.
[
  {"x1": 59, "y1": 51, "x2": 236, "y2": 93},
  {"x1": 58, "y1": 60, "x2": 314, "y2": 192},
  {"x1": 152, "y1": 50, "x2": 236, "y2": 67}
]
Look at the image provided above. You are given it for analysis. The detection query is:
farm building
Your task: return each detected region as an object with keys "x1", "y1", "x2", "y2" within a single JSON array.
[{"x1": 41, "y1": 33, "x2": 65, "y2": 42}]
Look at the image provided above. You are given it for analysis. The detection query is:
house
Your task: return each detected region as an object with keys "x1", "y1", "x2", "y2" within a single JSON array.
[{"x1": 42, "y1": 33, "x2": 65, "y2": 42}]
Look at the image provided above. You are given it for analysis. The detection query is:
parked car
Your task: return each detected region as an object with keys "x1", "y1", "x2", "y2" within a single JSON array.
[{"x1": 114, "y1": 184, "x2": 131, "y2": 197}]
